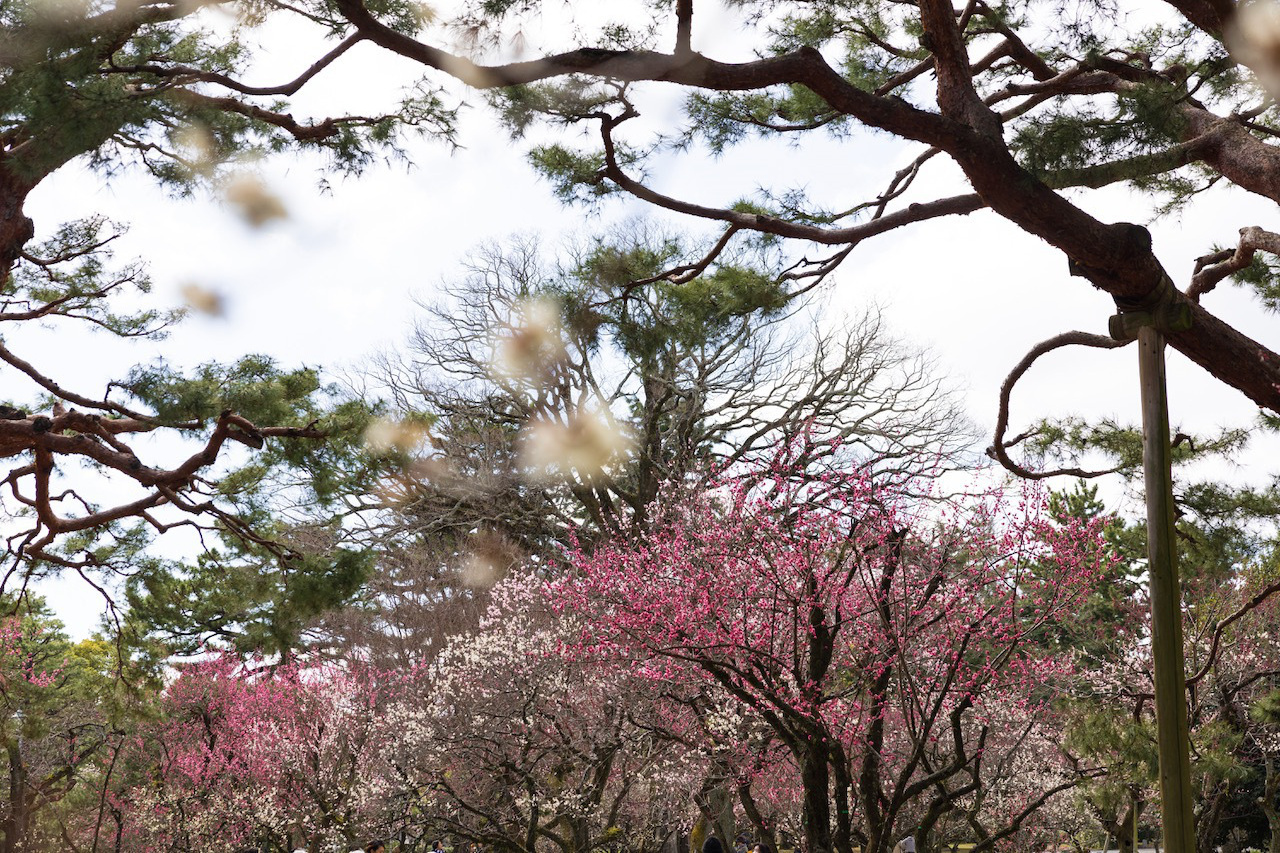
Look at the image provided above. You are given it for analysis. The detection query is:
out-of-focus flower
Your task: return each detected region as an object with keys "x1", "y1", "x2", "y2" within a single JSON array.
[
  {"x1": 1229, "y1": 1, "x2": 1280, "y2": 95},
  {"x1": 520, "y1": 407, "x2": 633, "y2": 483},
  {"x1": 460, "y1": 531, "x2": 522, "y2": 588},
  {"x1": 406, "y1": 456, "x2": 489, "y2": 499},
  {"x1": 175, "y1": 123, "x2": 219, "y2": 176},
  {"x1": 174, "y1": 0, "x2": 216, "y2": 15},
  {"x1": 363, "y1": 417, "x2": 430, "y2": 454},
  {"x1": 179, "y1": 282, "x2": 226, "y2": 317},
  {"x1": 224, "y1": 173, "x2": 288, "y2": 227},
  {"x1": 490, "y1": 297, "x2": 567, "y2": 385}
]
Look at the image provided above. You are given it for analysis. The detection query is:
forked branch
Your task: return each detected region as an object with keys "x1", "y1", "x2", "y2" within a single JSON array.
[{"x1": 1189, "y1": 225, "x2": 1280, "y2": 302}]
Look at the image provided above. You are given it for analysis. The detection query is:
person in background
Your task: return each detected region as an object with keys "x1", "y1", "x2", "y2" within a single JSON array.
[
  {"x1": 703, "y1": 836, "x2": 725, "y2": 853},
  {"x1": 364, "y1": 841, "x2": 387, "y2": 853}
]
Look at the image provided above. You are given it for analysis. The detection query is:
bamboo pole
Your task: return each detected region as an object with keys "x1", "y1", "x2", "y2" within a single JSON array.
[{"x1": 1136, "y1": 325, "x2": 1195, "y2": 853}]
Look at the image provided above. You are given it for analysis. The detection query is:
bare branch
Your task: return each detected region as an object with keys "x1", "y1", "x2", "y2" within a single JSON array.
[
  {"x1": 107, "y1": 33, "x2": 366, "y2": 97},
  {"x1": 0, "y1": 339, "x2": 160, "y2": 424},
  {"x1": 988, "y1": 331, "x2": 1130, "y2": 480}
]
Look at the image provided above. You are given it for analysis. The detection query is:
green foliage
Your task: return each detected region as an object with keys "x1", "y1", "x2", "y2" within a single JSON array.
[
  {"x1": 528, "y1": 143, "x2": 616, "y2": 204},
  {"x1": 121, "y1": 355, "x2": 323, "y2": 427},
  {"x1": 1228, "y1": 251, "x2": 1280, "y2": 313},
  {"x1": 0, "y1": 596, "x2": 153, "y2": 850},
  {"x1": 557, "y1": 231, "x2": 790, "y2": 367},
  {"x1": 1027, "y1": 416, "x2": 1280, "y2": 587},
  {"x1": 0, "y1": 0, "x2": 457, "y2": 193},
  {"x1": 491, "y1": 82, "x2": 617, "y2": 137},
  {"x1": 1066, "y1": 705, "x2": 1159, "y2": 789},
  {"x1": 112, "y1": 385, "x2": 389, "y2": 654},
  {"x1": 684, "y1": 86, "x2": 847, "y2": 153},
  {"x1": 6, "y1": 216, "x2": 180, "y2": 338},
  {"x1": 477, "y1": 0, "x2": 537, "y2": 19},
  {"x1": 1250, "y1": 689, "x2": 1280, "y2": 725},
  {"x1": 1027, "y1": 416, "x2": 1250, "y2": 482},
  {"x1": 1013, "y1": 83, "x2": 1189, "y2": 179},
  {"x1": 123, "y1": 541, "x2": 372, "y2": 656}
]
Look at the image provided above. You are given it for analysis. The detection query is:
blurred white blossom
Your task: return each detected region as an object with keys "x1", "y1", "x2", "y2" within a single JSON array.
[
  {"x1": 175, "y1": 123, "x2": 219, "y2": 176},
  {"x1": 179, "y1": 282, "x2": 226, "y2": 317},
  {"x1": 520, "y1": 407, "x2": 633, "y2": 482},
  {"x1": 363, "y1": 417, "x2": 430, "y2": 454},
  {"x1": 489, "y1": 296, "x2": 567, "y2": 385},
  {"x1": 460, "y1": 531, "x2": 522, "y2": 588},
  {"x1": 223, "y1": 173, "x2": 288, "y2": 227},
  {"x1": 1230, "y1": 1, "x2": 1280, "y2": 95}
]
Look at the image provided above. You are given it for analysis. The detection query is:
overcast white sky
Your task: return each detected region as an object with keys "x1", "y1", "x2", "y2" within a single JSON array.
[{"x1": 18, "y1": 1, "x2": 1280, "y2": 636}]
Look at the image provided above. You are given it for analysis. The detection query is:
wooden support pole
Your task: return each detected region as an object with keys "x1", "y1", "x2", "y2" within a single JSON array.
[{"x1": 1137, "y1": 325, "x2": 1195, "y2": 853}]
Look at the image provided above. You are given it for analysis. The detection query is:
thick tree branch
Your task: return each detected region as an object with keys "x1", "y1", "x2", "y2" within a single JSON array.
[
  {"x1": 919, "y1": 0, "x2": 1002, "y2": 136},
  {"x1": 674, "y1": 0, "x2": 693, "y2": 60},
  {"x1": 333, "y1": 0, "x2": 966, "y2": 147},
  {"x1": 1159, "y1": 0, "x2": 1232, "y2": 37},
  {"x1": 1181, "y1": 106, "x2": 1280, "y2": 205}
]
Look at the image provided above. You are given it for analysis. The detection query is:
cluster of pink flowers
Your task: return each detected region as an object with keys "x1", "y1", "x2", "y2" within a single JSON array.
[
  {"x1": 97, "y1": 455, "x2": 1120, "y2": 853},
  {"x1": 111, "y1": 654, "x2": 407, "y2": 852}
]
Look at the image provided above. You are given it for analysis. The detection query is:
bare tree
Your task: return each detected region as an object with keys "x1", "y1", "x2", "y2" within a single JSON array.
[{"x1": 329, "y1": 227, "x2": 973, "y2": 664}]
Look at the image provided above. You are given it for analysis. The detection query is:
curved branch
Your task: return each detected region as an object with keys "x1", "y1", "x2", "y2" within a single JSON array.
[
  {"x1": 166, "y1": 90, "x2": 382, "y2": 143},
  {"x1": 1187, "y1": 575, "x2": 1280, "y2": 687},
  {"x1": 598, "y1": 113, "x2": 985, "y2": 244},
  {"x1": 0, "y1": 338, "x2": 160, "y2": 423},
  {"x1": 988, "y1": 331, "x2": 1130, "y2": 480},
  {"x1": 108, "y1": 33, "x2": 365, "y2": 97},
  {"x1": 5, "y1": 411, "x2": 326, "y2": 566}
]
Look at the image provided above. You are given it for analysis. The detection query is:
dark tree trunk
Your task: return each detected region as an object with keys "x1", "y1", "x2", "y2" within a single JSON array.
[
  {"x1": 3, "y1": 741, "x2": 27, "y2": 853},
  {"x1": 830, "y1": 752, "x2": 855, "y2": 853},
  {"x1": 737, "y1": 780, "x2": 778, "y2": 853},
  {"x1": 0, "y1": 170, "x2": 34, "y2": 278},
  {"x1": 800, "y1": 741, "x2": 834, "y2": 853}
]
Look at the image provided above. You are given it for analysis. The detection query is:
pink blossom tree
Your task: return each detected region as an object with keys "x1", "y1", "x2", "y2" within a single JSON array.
[
  {"x1": 109, "y1": 654, "x2": 404, "y2": 853},
  {"x1": 549, "y1": 460, "x2": 1113, "y2": 853}
]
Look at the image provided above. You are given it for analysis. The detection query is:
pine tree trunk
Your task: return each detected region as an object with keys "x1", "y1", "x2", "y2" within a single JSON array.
[
  {"x1": 0, "y1": 170, "x2": 33, "y2": 278},
  {"x1": 3, "y1": 741, "x2": 26, "y2": 853}
]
